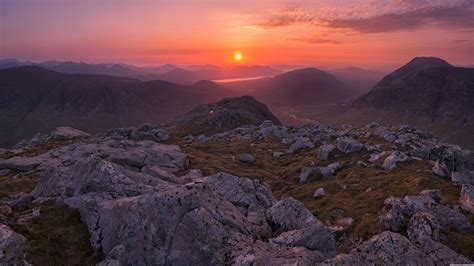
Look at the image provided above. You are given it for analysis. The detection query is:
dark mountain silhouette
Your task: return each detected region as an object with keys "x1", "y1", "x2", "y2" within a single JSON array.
[
  {"x1": 354, "y1": 57, "x2": 473, "y2": 119},
  {"x1": 45, "y1": 61, "x2": 141, "y2": 77},
  {"x1": 0, "y1": 66, "x2": 226, "y2": 147}
]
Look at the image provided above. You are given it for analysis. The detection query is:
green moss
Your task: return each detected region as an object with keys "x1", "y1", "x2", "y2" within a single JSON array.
[
  {"x1": 14, "y1": 204, "x2": 102, "y2": 266},
  {"x1": 0, "y1": 173, "x2": 39, "y2": 201}
]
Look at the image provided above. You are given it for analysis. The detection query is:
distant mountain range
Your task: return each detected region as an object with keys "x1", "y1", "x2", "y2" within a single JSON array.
[
  {"x1": 2, "y1": 56, "x2": 471, "y2": 148},
  {"x1": 0, "y1": 66, "x2": 227, "y2": 147},
  {"x1": 223, "y1": 68, "x2": 360, "y2": 106},
  {"x1": 298, "y1": 57, "x2": 474, "y2": 149},
  {"x1": 0, "y1": 59, "x2": 283, "y2": 85}
]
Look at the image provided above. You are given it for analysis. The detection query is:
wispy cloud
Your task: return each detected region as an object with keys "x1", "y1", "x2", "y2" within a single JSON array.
[
  {"x1": 452, "y1": 39, "x2": 469, "y2": 43},
  {"x1": 289, "y1": 38, "x2": 344, "y2": 45},
  {"x1": 255, "y1": 6, "x2": 315, "y2": 29},
  {"x1": 255, "y1": 0, "x2": 474, "y2": 33}
]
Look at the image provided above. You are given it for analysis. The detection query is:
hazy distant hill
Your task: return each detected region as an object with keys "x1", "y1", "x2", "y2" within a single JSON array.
[
  {"x1": 328, "y1": 67, "x2": 386, "y2": 95},
  {"x1": 0, "y1": 66, "x2": 225, "y2": 147},
  {"x1": 224, "y1": 68, "x2": 357, "y2": 107}
]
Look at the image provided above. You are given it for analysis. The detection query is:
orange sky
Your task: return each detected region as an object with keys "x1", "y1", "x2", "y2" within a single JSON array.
[{"x1": 1, "y1": 0, "x2": 473, "y2": 69}]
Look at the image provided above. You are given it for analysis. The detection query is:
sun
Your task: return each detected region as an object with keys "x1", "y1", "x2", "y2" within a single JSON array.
[{"x1": 234, "y1": 52, "x2": 243, "y2": 62}]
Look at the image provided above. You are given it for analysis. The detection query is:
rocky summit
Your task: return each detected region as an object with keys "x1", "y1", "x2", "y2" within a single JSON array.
[
  {"x1": 1, "y1": 100, "x2": 474, "y2": 265},
  {"x1": 0, "y1": 120, "x2": 474, "y2": 265}
]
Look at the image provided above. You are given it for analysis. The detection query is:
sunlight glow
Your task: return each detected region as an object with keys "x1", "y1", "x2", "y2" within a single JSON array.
[{"x1": 234, "y1": 52, "x2": 243, "y2": 61}]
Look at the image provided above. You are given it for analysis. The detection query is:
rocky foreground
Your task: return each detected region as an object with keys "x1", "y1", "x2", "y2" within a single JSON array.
[{"x1": 1, "y1": 120, "x2": 474, "y2": 265}]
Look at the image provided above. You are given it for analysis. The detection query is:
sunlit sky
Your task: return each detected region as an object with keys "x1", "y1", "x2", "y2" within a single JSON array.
[{"x1": 1, "y1": 0, "x2": 473, "y2": 69}]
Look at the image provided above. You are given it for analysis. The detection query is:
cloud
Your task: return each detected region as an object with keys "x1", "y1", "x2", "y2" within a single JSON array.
[
  {"x1": 255, "y1": 0, "x2": 474, "y2": 33},
  {"x1": 255, "y1": 6, "x2": 315, "y2": 29},
  {"x1": 289, "y1": 38, "x2": 344, "y2": 45},
  {"x1": 452, "y1": 39, "x2": 469, "y2": 43}
]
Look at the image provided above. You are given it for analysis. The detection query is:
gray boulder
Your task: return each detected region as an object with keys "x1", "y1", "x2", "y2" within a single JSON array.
[
  {"x1": 460, "y1": 185, "x2": 474, "y2": 214},
  {"x1": 0, "y1": 224, "x2": 29, "y2": 265},
  {"x1": 379, "y1": 192, "x2": 470, "y2": 234},
  {"x1": 336, "y1": 137, "x2": 363, "y2": 153},
  {"x1": 432, "y1": 159, "x2": 450, "y2": 177},
  {"x1": 382, "y1": 151, "x2": 408, "y2": 170},
  {"x1": 299, "y1": 167, "x2": 316, "y2": 183},
  {"x1": 266, "y1": 197, "x2": 336, "y2": 256},
  {"x1": 316, "y1": 144, "x2": 336, "y2": 161},
  {"x1": 451, "y1": 171, "x2": 473, "y2": 185},
  {"x1": 407, "y1": 212, "x2": 441, "y2": 242},
  {"x1": 288, "y1": 139, "x2": 315, "y2": 153},
  {"x1": 313, "y1": 188, "x2": 325, "y2": 198},
  {"x1": 323, "y1": 231, "x2": 471, "y2": 265},
  {"x1": 318, "y1": 162, "x2": 343, "y2": 178},
  {"x1": 239, "y1": 154, "x2": 255, "y2": 164},
  {"x1": 51, "y1": 127, "x2": 89, "y2": 140}
]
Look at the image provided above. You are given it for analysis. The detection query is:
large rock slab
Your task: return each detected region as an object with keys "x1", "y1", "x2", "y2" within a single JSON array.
[{"x1": 266, "y1": 197, "x2": 336, "y2": 256}]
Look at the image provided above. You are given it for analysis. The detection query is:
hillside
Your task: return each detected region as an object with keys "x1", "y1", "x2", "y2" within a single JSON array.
[
  {"x1": 0, "y1": 66, "x2": 225, "y2": 147},
  {"x1": 224, "y1": 68, "x2": 357, "y2": 107},
  {"x1": 281, "y1": 58, "x2": 474, "y2": 149}
]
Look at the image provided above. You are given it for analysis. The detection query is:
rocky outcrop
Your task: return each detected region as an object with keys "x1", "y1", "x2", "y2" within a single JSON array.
[
  {"x1": 22, "y1": 135, "x2": 334, "y2": 266},
  {"x1": 379, "y1": 191, "x2": 470, "y2": 234},
  {"x1": 172, "y1": 96, "x2": 281, "y2": 135},
  {"x1": 51, "y1": 127, "x2": 90, "y2": 140},
  {"x1": 106, "y1": 123, "x2": 169, "y2": 143},
  {"x1": 336, "y1": 137, "x2": 363, "y2": 153},
  {"x1": 317, "y1": 144, "x2": 336, "y2": 161},
  {"x1": 266, "y1": 197, "x2": 336, "y2": 256},
  {"x1": 0, "y1": 224, "x2": 29, "y2": 265},
  {"x1": 381, "y1": 151, "x2": 409, "y2": 170},
  {"x1": 2, "y1": 118, "x2": 474, "y2": 264},
  {"x1": 323, "y1": 231, "x2": 471, "y2": 265}
]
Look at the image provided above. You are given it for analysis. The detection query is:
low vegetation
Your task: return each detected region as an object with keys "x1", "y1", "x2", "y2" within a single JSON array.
[
  {"x1": 178, "y1": 136, "x2": 474, "y2": 257},
  {"x1": 14, "y1": 203, "x2": 101, "y2": 266}
]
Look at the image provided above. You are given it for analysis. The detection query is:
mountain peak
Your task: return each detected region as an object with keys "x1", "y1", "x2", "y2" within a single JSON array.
[{"x1": 388, "y1": 57, "x2": 453, "y2": 80}]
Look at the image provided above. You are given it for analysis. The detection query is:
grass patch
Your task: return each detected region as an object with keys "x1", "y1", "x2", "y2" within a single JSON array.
[
  {"x1": 176, "y1": 135, "x2": 473, "y2": 256},
  {"x1": 443, "y1": 215, "x2": 474, "y2": 260},
  {"x1": 14, "y1": 203, "x2": 102, "y2": 266},
  {"x1": 1, "y1": 139, "x2": 77, "y2": 160},
  {"x1": 0, "y1": 173, "x2": 39, "y2": 201}
]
